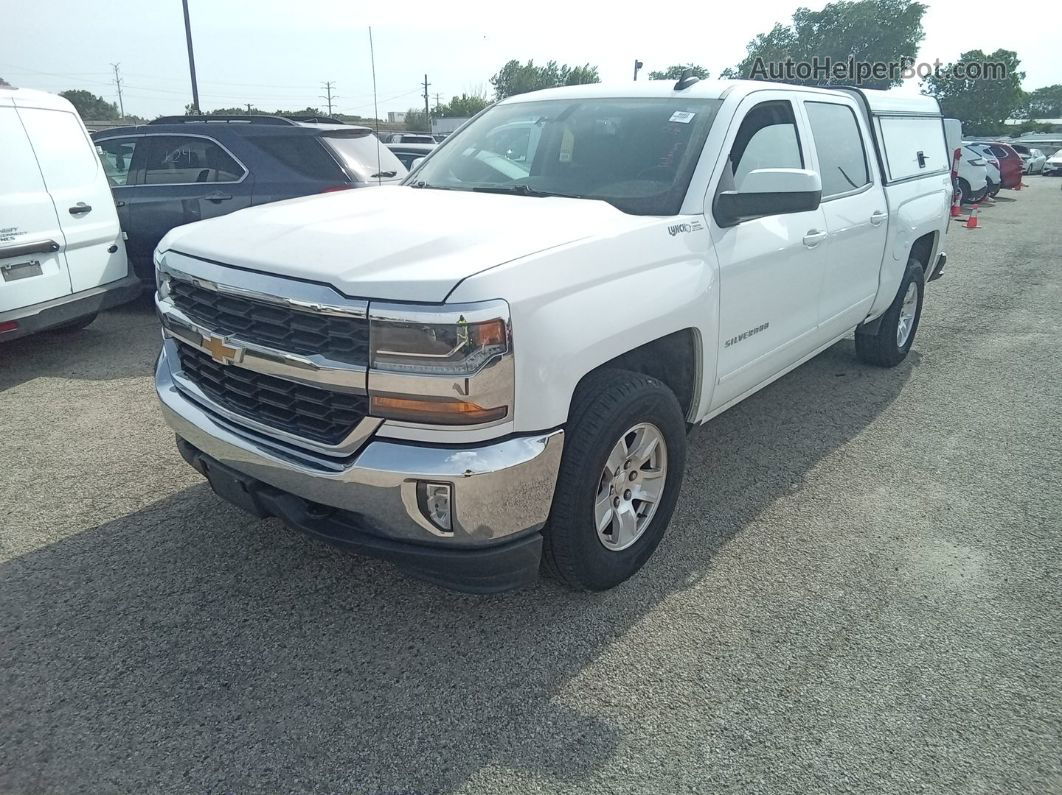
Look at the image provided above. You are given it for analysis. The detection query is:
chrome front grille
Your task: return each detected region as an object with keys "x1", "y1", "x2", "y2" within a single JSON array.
[
  {"x1": 175, "y1": 341, "x2": 369, "y2": 446},
  {"x1": 169, "y1": 277, "x2": 370, "y2": 365}
]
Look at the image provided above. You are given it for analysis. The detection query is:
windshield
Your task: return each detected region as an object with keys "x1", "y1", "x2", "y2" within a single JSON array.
[
  {"x1": 322, "y1": 134, "x2": 407, "y2": 182},
  {"x1": 410, "y1": 97, "x2": 724, "y2": 215}
]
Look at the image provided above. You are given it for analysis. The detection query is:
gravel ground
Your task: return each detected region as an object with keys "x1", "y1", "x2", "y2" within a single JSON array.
[{"x1": 1, "y1": 178, "x2": 1060, "y2": 794}]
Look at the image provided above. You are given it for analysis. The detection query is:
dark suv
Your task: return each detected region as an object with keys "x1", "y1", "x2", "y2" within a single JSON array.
[{"x1": 92, "y1": 116, "x2": 406, "y2": 283}]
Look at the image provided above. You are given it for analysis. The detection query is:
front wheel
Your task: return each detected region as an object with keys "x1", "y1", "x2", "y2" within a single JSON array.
[
  {"x1": 855, "y1": 259, "x2": 925, "y2": 368},
  {"x1": 542, "y1": 369, "x2": 686, "y2": 591}
]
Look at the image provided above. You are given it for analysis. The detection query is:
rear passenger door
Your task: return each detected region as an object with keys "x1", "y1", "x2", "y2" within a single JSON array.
[
  {"x1": 0, "y1": 104, "x2": 71, "y2": 311},
  {"x1": 799, "y1": 98, "x2": 887, "y2": 335},
  {"x1": 129, "y1": 134, "x2": 251, "y2": 266}
]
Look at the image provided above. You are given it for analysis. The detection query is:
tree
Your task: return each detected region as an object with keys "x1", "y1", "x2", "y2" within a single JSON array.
[
  {"x1": 489, "y1": 60, "x2": 599, "y2": 100},
  {"x1": 923, "y1": 49, "x2": 1025, "y2": 136},
  {"x1": 1020, "y1": 84, "x2": 1062, "y2": 119},
  {"x1": 438, "y1": 93, "x2": 490, "y2": 117},
  {"x1": 724, "y1": 0, "x2": 926, "y2": 89},
  {"x1": 60, "y1": 89, "x2": 119, "y2": 120},
  {"x1": 403, "y1": 108, "x2": 429, "y2": 131},
  {"x1": 648, "y1": 64, "x2": 710, "y2": 81}
]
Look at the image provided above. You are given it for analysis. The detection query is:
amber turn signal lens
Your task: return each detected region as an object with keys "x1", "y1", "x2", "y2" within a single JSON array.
[
  {"x1": 370, "y1": 395, "x2": 508, "y2": 425},
  {"x1": 471, "y1": 319, "x2": 507, "y2": 348}
]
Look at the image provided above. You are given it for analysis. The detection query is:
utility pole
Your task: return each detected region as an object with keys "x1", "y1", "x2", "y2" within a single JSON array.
[
  {"x1": 320, "y1": 81, "x2": 337, "y2": 116},
  {"x1": 110, "y1": 62, "x2": 125, "y2": 118},
  {"x1": 633, "y1": 60, "x2": 644, "y2": 81},
  {"x1": 246, "y1": 103, "x2": 253, "y2": 113},
  {"x1": 422, "y1": 74, "x2": 430, "y2": 127},
  {"x1": 181, "y1": 0, "x2": 200, "y2": 113},
  {"x1": 434, "y1": 92, "x2": 442, "y2": 112}
]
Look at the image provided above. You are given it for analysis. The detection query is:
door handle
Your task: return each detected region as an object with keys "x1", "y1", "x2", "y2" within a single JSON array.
[
  {"x1": 204, "y1": 192, "x2": 232, "y2": 203},
  {"x1": 870, "y1": 210, "x2": 888, "y2": 226},
  {"x1": 802, "y1": 229, "x2": 827, "y2": 248},
  {"x1": 68, "y1": 202, "x2": 92, "y2": 216},
  {"x1": 115, "y1": 200, "x2": 127, "y2": 208},
  {"x1": 0, "y1": 239, "x2": 61, "y2": 258}
]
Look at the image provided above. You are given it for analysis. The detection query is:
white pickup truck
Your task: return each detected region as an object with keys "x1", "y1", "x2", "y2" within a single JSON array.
[{"x1": 153, "y1": 79, "x2": 951, "y2": 592}]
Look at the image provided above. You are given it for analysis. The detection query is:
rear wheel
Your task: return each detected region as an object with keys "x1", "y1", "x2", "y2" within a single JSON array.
[
  {"x1": 855, "y1": 259, "x2": 925, "y2": 368},
  {"x1": 988, "y1": 179, "x2": 1001, "y2": 198},
  {"x1": 542, "y1": 369, "x2": 686, "y2": 591},
  {"x1": 956, "y1": 178, "x2": 970, "y2": 204}
]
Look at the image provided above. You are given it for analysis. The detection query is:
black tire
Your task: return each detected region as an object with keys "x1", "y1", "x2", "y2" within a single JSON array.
[
  {"x1": 956, "y1": 177, "x2": 970, "y2": 204},
  {"x1": 855, "y1": 259, "x2": 925, "y2": 367},
  {"x1": 48, "y1": 313, "x2": 97, "y2": 333},
  {"x1": 542, "y1": 369, "x2": 687, "y2": 591},
  {"x1": 969, "y1": 185, "x2": 989, "y2": 204},
  {"x1": 988, "y1": 179, "x2": 1001, "y2": 198}
]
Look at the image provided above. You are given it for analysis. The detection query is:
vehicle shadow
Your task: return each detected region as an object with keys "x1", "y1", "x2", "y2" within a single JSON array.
[
  {"x1": 0, "y1": 293, "x2": 158, "y2": 393},
  {"x1": 0, "y1": 340, "x2": 916, "y2": 793}
]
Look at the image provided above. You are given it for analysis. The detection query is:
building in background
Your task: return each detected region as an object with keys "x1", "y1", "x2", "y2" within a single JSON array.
[
  {"x1": 431, "y1": 116, "x2": 469, "y2": 139},
  {"x1": 387, "y1": 111, "x2": 406, "y2": 124}
]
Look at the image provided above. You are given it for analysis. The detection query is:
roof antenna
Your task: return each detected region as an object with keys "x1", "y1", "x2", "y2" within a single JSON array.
[
  {"x1": 674, "y1": 69, "x2": 700, "y2": 91},
  {"x1": 368, "y1": 26, "x2": 382, "y2": 185}
]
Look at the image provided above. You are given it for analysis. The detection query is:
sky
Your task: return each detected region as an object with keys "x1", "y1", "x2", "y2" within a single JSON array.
[{"x1": 1, "y1": 0, "x2": 1058, "y2": 119}]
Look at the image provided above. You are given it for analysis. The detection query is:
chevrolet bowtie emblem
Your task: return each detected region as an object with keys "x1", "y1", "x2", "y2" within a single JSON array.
[{"x1": 202, "y1": 334, "x2": 242, "y2": 365}]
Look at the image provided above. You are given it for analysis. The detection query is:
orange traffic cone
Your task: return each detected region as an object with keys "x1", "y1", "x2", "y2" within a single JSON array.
[
  {"x1": 964, "y1": 204, "x2": 980, "y2": 229},
  {"x1": 950, "y1": 201, "x2": 961, "y2": 218}
]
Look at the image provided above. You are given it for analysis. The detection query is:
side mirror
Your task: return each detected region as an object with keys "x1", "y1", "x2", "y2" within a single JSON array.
[
  {"x1": 411, "y1": 157, "x2": 426, "y2": 170},
  {"x1": 715, "y1": 168, "x2": 822, "y2": 227}
]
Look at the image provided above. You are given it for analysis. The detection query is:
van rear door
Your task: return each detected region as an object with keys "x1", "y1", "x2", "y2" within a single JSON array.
[
  {"x1": 0, "y1": 103, "x2": 72, "y2": 312},
  {"x1": 15, "y1": 103, "x2": 128, "y2": 294}
]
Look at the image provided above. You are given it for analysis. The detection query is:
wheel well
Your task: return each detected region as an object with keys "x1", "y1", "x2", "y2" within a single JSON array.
[
  {"x1": 910, "y1": 232, "x2": 936, "y2": 270},
  {"x1": 579, "y1": 329, "x2": 699, "y2": 420}
]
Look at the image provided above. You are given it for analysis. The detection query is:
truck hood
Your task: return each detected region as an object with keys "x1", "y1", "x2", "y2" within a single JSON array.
[{"x1": 159, "y1": 186, "x2": 643, "y2": 302}]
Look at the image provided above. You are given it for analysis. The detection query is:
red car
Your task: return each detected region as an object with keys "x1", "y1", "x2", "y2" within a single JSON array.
[{"x1": 975, "y1": 142, "x2": 1024, "y2": 189}]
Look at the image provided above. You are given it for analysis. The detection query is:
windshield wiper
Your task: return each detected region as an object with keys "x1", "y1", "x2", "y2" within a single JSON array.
[
  {"x1": 408, "y1": 180, "x2": 454, "y2": 190},
  {"x1": 471, "y1": 184, "x2": 573, "y2": 198},
  {"x1": 371, "y1": 170, "x2": 397, "y2": 178}
]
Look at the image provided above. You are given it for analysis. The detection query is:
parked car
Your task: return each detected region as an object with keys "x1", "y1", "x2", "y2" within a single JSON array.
[
  {"x1": 1043, "y1": 149, "x2": 1062, "y2": 176},
  {"x1": 152, "y1": 80, "x2": 951, "y2": 593},
  {"x1": 92, "y1": 116, "x2": 405, "y2": 284},
  {"x1": 382, "y1": 132, "x2": 435, "y2": 144},
  {"x1": 1, "y1": 87, "x2": 139, "y2": 341},
  {"x1": 1010, "y1": 143, "x2": 1046, "y2": 174},
  {"x1": 386, "y1": 142, "x2": 436, "y2": 170},
  {"x1": 954, "y1": 144, "x2": 989, "y2": 204},
  {"x1": 966, "y1": 142, "x2": 1023, "y2": 189}
]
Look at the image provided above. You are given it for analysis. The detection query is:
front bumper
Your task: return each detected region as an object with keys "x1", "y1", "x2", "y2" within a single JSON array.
[
  {"x1": 156, "y1": 346, "x2": 564, "y2": 591},
  {"x1": 0, "y1": 271, "x2": 142, "y2": 342}
]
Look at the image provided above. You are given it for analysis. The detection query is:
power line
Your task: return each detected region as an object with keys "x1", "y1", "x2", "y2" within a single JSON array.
[
  {"x1": 320, "y1": 81, "x2": 337, "y2": 115},
  {"x1": 110, "y1": 62, "x2": 125, "y2": 117}
]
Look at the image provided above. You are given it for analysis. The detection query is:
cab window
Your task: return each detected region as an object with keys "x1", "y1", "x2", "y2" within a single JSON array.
[
  {"x1": 728, "y1": 101, "x2": 803, "y2": 189},
  {"x1": 805, "y1": 102, "x2": 870, "y2": 198}
]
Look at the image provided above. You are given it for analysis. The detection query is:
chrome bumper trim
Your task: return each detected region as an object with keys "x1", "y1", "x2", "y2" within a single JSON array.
[{"x1": 157, "y1": 350, "x2": 564, "y2": 546}]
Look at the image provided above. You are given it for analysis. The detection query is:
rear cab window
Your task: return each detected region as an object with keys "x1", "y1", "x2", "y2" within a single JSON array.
[{"x1": 804, "y1": 101, "x2": 871, "y2": 198}]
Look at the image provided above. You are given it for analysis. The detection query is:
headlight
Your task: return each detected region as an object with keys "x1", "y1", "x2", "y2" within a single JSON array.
[
  {"x1": 368, "y1": 300, "x2": 513, "y2": 426},
  {"x1": 370, "y1": 315, "x2": 508, "y2": 375}
]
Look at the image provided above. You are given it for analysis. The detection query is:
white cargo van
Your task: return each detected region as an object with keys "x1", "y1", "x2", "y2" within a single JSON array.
[{"x1": 0, "y1": 87, "x2": 139, "y2": 341}]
